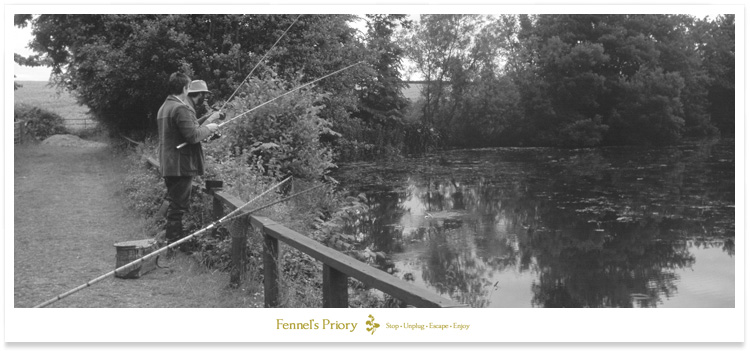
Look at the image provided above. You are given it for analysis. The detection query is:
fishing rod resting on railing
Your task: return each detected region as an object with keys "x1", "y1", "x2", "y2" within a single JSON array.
[
  {"x1": 177, "y1": 61, "x2": 364, "y2": 149},
  {"x1": 33, "y1": 176, "x2": 310, "y2": 308}
]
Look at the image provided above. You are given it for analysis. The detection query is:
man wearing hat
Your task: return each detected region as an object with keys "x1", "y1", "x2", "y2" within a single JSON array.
[
  {"x1": 186, "y1": 79, "x2": 221, "y2": 123},
  {"x1": 157, "y1": 73, "x2": 221, "y2": 251}
]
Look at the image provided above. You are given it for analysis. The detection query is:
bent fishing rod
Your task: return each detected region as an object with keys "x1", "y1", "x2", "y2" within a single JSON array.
[
  {"x1": 177, "y1": 61, "x2": 363, "y2": 149},
  {"x1": 33, "y1": 176, "x2": 292, "y2": 308}
]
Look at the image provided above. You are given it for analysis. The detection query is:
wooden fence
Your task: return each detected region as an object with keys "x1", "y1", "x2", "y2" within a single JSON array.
[
  {"x1": 134, "y1": 143, "x2": 462, "y2": 308},
  {"x1": 14, "y1": 121, "x2": 24, "y2": 145},
  {"x1": 65, "y1": 118, "x2": 97, "y2": 130}
]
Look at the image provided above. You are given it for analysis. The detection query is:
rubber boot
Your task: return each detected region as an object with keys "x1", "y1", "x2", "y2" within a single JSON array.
[{"x1": 165, "y1": 220, "x2": 183, "y2": 258}]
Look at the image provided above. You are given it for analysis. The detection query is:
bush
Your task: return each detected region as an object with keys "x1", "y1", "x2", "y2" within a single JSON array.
[
  {"x1": 403, "y1": 122, "x2": 441, "y2": 155},
  {"x1": 558, "y1": 115, "x2": 609, "y2": 148},
  {"x1": 14, "y1": 104, "x2": 68, "y2": 140},
  {"x1": 207, "y1": 74, "x2": 336, "y2": 180}
]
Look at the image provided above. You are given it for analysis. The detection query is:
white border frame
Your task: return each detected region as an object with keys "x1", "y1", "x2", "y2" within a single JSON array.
[{"x1": 4, "y1": 2, "x2": 745, "y2": 346}]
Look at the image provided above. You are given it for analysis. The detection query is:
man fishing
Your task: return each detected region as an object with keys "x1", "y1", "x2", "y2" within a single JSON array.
[
  {"x1": 186, "y1": 79, "x2": 221, "y2": 124},
  {"x1": 157, "y1": 73, "x2": 221, "y2": 252}
]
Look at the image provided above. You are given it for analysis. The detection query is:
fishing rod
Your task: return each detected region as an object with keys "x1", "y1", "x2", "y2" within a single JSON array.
[
  {"x1": 177, "y1": 61, "x2": 364, "y2": 149},
  {"x1": 33, "y1": 176, "x2": 291, "y2": 308},
  {"x1": 217, "y1": 14, "x2": 302, "y2": 113}
]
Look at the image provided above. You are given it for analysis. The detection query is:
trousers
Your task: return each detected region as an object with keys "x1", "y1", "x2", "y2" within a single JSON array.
[{"x1": 163, "y1": 176, "x2": 193, "y2": 222}]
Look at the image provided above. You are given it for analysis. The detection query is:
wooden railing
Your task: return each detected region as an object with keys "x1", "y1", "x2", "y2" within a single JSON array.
[{"x1": 133, "y1": 142, "x2": 462, "y2": 308}]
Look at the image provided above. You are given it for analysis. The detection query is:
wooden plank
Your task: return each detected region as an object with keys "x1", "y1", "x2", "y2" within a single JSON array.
[
  {"x1": 323, "y1": 264, "x2": 349, "y2": 308},
  {"x1": 211, "y1": 190, "x2": 246, "y2": 211},
  {"x1": 212, "y1": 196, "x2": 224, "y2": 234},
  {"x1": 263, "y1": 233, "x2": 280, "y2": 307},
  {"x1": 250, "y1": 216, "x2": 461, "y2": 308},
  {"x1": 145, "y1": 156, "x2": 160, "y2": 170},
  {"x1": 229, "y1": 218, "x2": 248, "y2": 287}
]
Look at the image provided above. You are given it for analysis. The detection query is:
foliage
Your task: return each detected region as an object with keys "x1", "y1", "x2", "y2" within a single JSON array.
[
  {"x1": 333, "y1": 15, "x2": 412, "y2": 160},
  {"x1": 122, "y1": 150, "x2": 166, "y2": 225},
  {"x1": 16, "y1": 15, "x2": 367, "y2": 137},
  {"x1": 609, "y1": 67, "x2": 685, "y2": 144},
  {"x1": 204, "y1": 74, "x2": 336, "y2": 180},
  {"x1": 307, "y1": 191, "x2": 412, "y2": 307},
  {"x1": 403, "y1": 14, "x2": 733, "y2": 148},
  {"x1": 506, "y1": 14, "x2": 722, "y2": 147},
  {"x1": 695, "y1": 15, "x2": 735, "y2": 137},
  {"x1": 14, "y1": 104, "x2": 68, "y2": 139},
  {"x1": 16, "y1": 14, "x2": 734, "y2": 151},
  {"x1": 402, "y1": 122, "x2": 442, "y2": 154}
]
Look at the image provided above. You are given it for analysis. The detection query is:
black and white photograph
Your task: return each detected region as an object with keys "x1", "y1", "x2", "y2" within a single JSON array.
[{"x1": 4, "y1": 2, "x2": 744, "y2": 346}]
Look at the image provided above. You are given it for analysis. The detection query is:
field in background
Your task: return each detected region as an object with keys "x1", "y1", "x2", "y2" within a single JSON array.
[{"x1": 14, "y1": 81, "x2": 95, "y2": 129}]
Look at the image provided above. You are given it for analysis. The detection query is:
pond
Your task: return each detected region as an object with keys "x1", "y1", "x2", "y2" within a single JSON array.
[{"x1": 332, "y1": 139, "x2": 735, "y2": 308}]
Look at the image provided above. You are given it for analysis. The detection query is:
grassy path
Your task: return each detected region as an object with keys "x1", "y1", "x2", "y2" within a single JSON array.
[{"x1": 14, "y1": 142, "x2": 261, "y2": 308}]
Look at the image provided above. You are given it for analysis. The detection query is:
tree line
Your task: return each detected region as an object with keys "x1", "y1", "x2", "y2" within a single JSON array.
[
  {"x1": 404, "y1": 14, "x2": 735, "y2": 148},
  {"x1": 15, "y1": 14, "x2": 734, "y2": 163}
]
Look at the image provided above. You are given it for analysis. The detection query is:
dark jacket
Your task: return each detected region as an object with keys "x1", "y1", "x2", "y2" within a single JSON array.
[{"x1": 157, "y1": 95, "x2": 213, "y2": 177}]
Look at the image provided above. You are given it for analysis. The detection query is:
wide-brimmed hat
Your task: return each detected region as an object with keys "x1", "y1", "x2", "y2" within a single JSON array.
[{"x1": 188, "y1": 80, "x2": 211, "y2": 94}]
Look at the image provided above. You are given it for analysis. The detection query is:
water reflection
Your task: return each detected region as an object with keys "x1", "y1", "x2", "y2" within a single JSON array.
[{"x1": 335, "y1": 139, "x2": 734, "y2": 308}]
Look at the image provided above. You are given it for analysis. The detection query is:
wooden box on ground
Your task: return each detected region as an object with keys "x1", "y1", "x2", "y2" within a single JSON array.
[{"x1": 114, "y1": 238, "x2": 159, "y2": 278}]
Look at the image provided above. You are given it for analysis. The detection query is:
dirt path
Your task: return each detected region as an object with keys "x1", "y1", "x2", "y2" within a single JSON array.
[{"x1": 14, "y1": 141, "x2": 261, "y2": 308}]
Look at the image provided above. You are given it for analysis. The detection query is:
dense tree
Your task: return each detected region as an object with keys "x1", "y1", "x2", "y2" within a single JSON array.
[
  {"x1": 404, "y1": 15, "x2": 523, "y2": 146},
  {"x1": 404, "y1": 14, "x2": 733, "y2": 148},
  {"x1": 334, "y1": 14, "x2": 413, "y2": 160},
  {"x1": 505, "y1": 15, "x2": 714, "y2": 146},
  {"x1": 695, "y1": 15, "x2": 735, "y2": 137}
]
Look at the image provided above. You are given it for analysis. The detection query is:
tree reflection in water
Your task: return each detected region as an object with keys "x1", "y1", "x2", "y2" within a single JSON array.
[{"x1": 335, "y1": 139, "x2": 734, "y2": 307}]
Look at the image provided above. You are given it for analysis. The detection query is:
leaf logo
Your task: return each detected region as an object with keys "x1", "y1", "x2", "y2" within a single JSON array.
[{"x1": 365, "y1": 314, "x2": 380, "y2": 335}]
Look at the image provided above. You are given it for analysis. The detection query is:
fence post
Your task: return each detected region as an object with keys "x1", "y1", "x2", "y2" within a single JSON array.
[
  {"x1": 263, "y1": 232, "x2": 280, "y2": 307},
  {"x1": 205, "y1": 181, "x2": 224, "y2": 237},
  {"x1": 229, "y1": 217, "x2": 248, "y2": 287},
  {"x1": 212, "y1": 196, "x2": 223, "y2": 234},
  {"x1": 322, "y1": 264, "x2": 348, "y2": 308}
]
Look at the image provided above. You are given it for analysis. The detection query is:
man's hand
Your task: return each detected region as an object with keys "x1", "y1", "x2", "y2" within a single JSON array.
[
  {"x1": 206, "y1": 111, "x2": 223, "y2": 123},
  {"x1": 206, "y1": 123, "x2": 219, "y2": 133}
]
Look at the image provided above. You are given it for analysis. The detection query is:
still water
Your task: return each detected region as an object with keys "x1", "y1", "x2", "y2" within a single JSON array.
[{"x1": 333, "y1": 139, "x2": 735, "y2": 308}]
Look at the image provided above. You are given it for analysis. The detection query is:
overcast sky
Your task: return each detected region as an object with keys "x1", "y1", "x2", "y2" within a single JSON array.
[{"x1": 14, "y1": 24, "x2": 51, "y2": 81}]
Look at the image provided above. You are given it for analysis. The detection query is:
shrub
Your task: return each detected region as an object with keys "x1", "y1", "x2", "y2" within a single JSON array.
[
  {"x1": 557, "y1": 115, "x2": 609, "y2": 148},
  {"x1": 402, "y1": 122, "x2": 441, "y2": 155},
  {"x1": 207, "y1": 74, "x2": 336, "y2": 181},
  {"x1": 14, "y1": 104, "x2": 68, "y2": 140}
]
